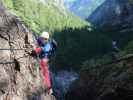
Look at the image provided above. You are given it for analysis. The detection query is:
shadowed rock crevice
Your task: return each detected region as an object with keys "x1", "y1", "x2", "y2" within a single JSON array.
[
  {"x1": 65, "y1": 56, "x2": 133, "y2": 100},
  {"x1": 100, "y1": 87, "x2": 133, "y2": 100}
]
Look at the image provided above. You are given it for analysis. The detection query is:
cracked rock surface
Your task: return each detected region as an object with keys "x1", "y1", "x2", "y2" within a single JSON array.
[{"x1": 0, "y1": 1, "x2": 55, "y2": 100}]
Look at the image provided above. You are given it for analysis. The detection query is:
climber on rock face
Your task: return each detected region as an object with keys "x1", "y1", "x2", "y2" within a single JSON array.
[{"x1": 31, "y1": 31, "x2": 57, "y2": 94}]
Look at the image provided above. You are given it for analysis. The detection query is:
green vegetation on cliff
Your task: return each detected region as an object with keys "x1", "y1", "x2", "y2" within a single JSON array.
[{"x1": 2, "y1": 0, "x2": 89, "y2": 34}]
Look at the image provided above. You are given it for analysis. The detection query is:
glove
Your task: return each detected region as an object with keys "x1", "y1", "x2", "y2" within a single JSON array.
[{"x1": 30, "y1": 50, "x2": 37, "y2": 57}]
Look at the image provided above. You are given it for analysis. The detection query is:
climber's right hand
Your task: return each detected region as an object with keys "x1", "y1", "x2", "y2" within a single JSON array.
[{"x1": 30, "y1": 50, "x2": 37, "y2": 57}]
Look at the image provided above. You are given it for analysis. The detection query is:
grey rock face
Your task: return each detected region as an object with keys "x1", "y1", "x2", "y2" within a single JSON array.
[{"x1": 0, "y1": 1, "x2": 56, "y2": 100}]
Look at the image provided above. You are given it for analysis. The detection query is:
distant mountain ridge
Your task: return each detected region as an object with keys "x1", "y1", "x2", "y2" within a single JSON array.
[
  {"x1": 64, "y1": 0, "x2": 105, "y2": 19},
  {"x1": 87, "y1": 0, "x2": 133, "y2": 32}
]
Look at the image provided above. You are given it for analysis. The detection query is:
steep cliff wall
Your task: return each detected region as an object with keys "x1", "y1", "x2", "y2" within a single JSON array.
[{"x1": 0, "y1": 1, "x2": 55, "y2": 100}]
